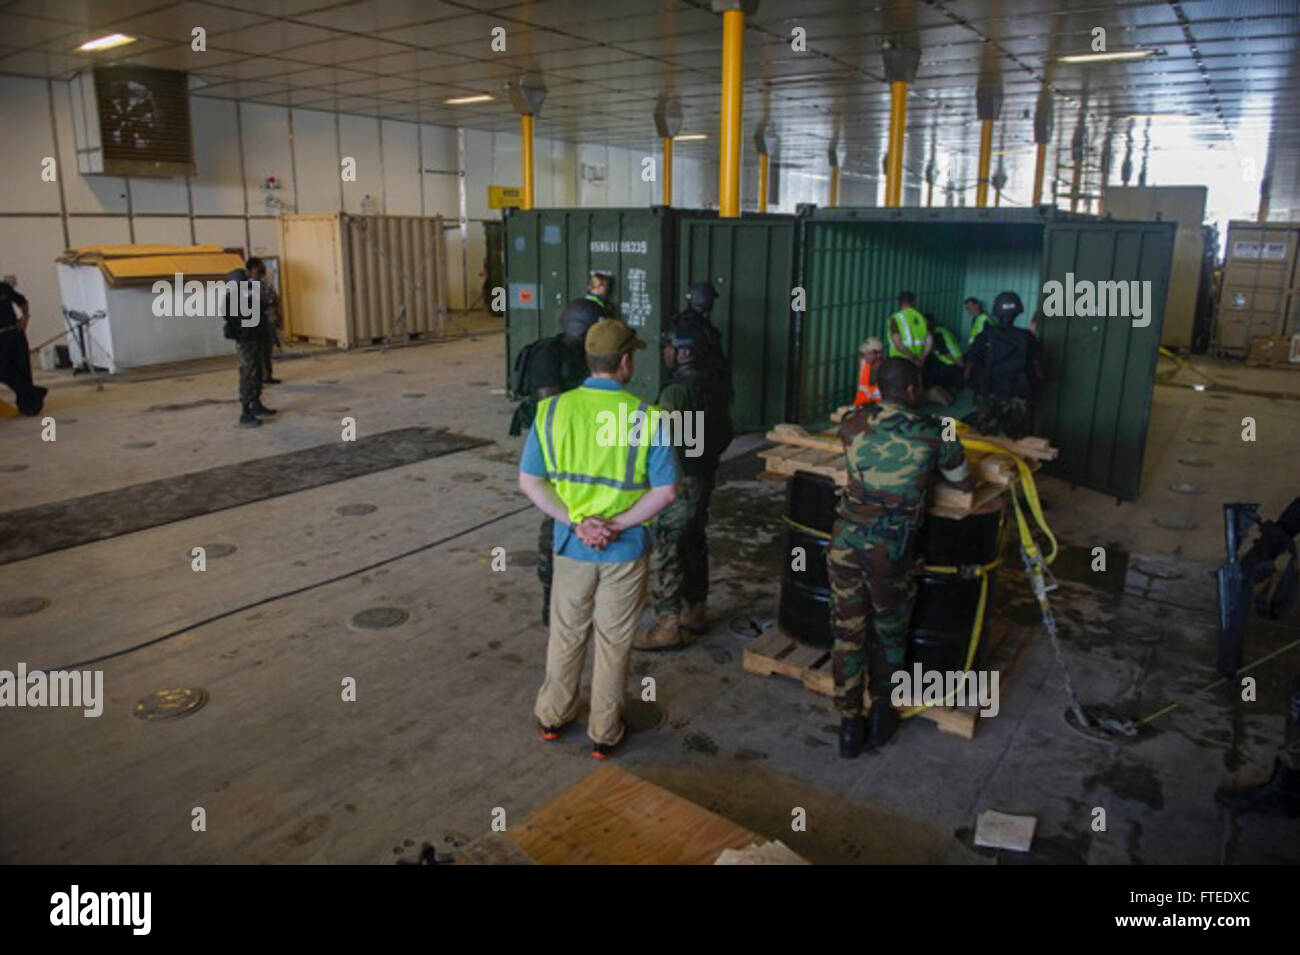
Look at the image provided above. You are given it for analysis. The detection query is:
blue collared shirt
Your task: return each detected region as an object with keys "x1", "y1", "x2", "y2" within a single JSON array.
[{"x1": 520, "y1": 377, "x2": 679, "y2": 562}]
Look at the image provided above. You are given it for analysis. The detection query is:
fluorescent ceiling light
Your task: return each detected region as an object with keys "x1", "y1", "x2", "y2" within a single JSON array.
[
  {"x1": 674, "y1": 133, "x2": 707, "y2": 141},
  {"x1": 1059, "y1": 49, "x2": 1156, "y2": 64},
  {"x1": 76, "y1": 33, "x2": 136, "y2": 52},
  {"x1": 444, "y1": 94, "x2": 494, "y2": 105}
]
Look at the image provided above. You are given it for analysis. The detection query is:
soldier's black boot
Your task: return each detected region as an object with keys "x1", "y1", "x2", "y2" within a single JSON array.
[
  {"x1": 839, "y1": 715, "x2": 867, "y2": 759},
  {"x1": 238, "y1": 404, "x2": 262, "y2": 427},
  {"x1": 866, "y1": 699, "x2": 900, "y2": 750},
  {"x1": 541, "y1": 586, "x2": 551, "y2": 628},
  {"x1": 249, "y1": 399, "x2": 276, "y2": 416},
  {"x1": 1215, "y1": 759, "x2": 1300, "y2": 817}
]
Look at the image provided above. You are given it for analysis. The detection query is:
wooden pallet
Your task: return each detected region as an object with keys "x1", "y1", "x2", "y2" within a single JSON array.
[
  {"x1": 742, "y1": 614, "x2": 1033, "y2": 740},
  {"x1": 758, "y1": 423, "x2": 1053, "y2": 520}
]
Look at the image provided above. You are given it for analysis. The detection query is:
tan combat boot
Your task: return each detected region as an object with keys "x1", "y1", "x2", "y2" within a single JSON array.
[
  {"x1": 633, "y1": 613, "x2": 687, "y2": 651},
  {"x1": 679, "y1": 601, "x2": 708, "y2": 635}
]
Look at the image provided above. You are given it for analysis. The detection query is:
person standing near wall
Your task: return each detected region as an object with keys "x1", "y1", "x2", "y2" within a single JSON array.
[
  {"x1": 223, "y1": 260, "x2": 276, "y2": 428},
  {"x1": 509, "y1": 297, "x2": 604, "y2": 625},
  {"x1": 518, "y1": 318, "x2": 678, "y2": 758},
  {"x1": 0, "y1": 280, "x2": 46, "y2": 416},
  {"x1": 965, "y1": 291, "x2": 1040, "y2": 438},
  {"x1": 259, "y1": 272, "x2": 283, "y2": 386},
  {"x1": 634, "y1": 318, "x2": 733, "y2": 651},
  {"x1": 887, "y1": 291, "x2": 932, "y2": 368},
  {"x1": 963, "y1": 297, "x2": 991, "y2": 349}
]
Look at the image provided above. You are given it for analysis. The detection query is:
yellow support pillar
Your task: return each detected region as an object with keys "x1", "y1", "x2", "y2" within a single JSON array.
[
  {"x1": 758, "y1": 151, "x2": 769, "y2": 213},
  {"x1": 520, "y1": 113, "x2": 535, "y2": 210},
  {"x1": 829, "y1": 165, "x2": 839, "y2": 207},
  {"x1": 885, "y1": 81, "x2": 907, "y2": 207},
  {"x1": 1031, "y1": 142, "x2": 1047, "y2": 206},
  {"x1": 975, "y1": 119, "x2": 993, "y2": 207},
  {"x1": 718, "y1": 7, "x2": 745, "y2": 218},
  {"x1": 662, "y1": 136, "x2": 673, "y2": 206}
]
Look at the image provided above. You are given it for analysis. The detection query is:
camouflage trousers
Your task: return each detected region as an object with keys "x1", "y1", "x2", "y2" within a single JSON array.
[
  {"x1": 236, "y1": 339, "x2": 263, "y2": 405},
  {"x1": 651, "y1": 474, "x2": 714, "y2": 615},
  {"x1": 828, "y1": 516, "x2": 919, "y2": 716},
  {"x1": 969, "y1": 395, "x2": 1032, "y2": 438}
]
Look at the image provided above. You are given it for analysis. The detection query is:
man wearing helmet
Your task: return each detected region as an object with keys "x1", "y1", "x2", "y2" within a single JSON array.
[
  {"x1": 632, "y1": 315, "x2": 734, "y2": 650},
  {"x1": 670, "y1": 281, "x2": 732, "y2": 398},
  {"x1": 965, "y1": 290, "x2": 1041, "y2": 439},
  {"x1": 509, "y1": 297, "x2": 605, "y2": 624}
]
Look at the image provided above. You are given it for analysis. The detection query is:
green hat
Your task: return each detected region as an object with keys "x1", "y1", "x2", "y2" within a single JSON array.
[{"x1": 585, "y1": 318, "x2": 645, "y2": 356}]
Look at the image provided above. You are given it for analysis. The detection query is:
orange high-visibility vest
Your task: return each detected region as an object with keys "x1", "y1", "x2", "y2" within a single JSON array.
[{"x1": 853, "y1": 358, "x2": 881, "y2": 405}]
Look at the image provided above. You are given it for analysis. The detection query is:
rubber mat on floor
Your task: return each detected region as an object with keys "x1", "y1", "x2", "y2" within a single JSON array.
[{"x1": 0, "y1": 426, "x2": 489, "y2": 564}]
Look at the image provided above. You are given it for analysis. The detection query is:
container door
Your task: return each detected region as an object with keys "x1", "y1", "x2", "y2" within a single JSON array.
[
  {"x1": 1038, "y1": 221, "x2": 1175, "y2": 499},
  {"x1": 677, "y1": 216, "x2": 797, "y2": 431}
]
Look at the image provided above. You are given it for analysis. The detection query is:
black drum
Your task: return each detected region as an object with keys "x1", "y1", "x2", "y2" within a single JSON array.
[{"x1": 776, "y1": 471, "x2": 1003, "y2": 662}]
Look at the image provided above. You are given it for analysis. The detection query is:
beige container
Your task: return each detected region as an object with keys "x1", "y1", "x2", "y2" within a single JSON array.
[
  {"x1": 1104, "y1": 186, "x2": 1206, "y2": 349},
  {"x1": 1214, "y1": 220, "x2": 1300, "y2": 353},
  {"x1": 278, "y1": 213, "x2": 448, "y2": 348}
]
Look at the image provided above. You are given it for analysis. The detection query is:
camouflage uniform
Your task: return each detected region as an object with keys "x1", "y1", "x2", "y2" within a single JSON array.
[
  {"x1": 650, "y1": 367, "x2": 731, "y2": 615},
  {"x1": 969, "y1": 395, "x2": 1032, "y2": 438},
  {"x1": 236, "y1": 339, "x2": 263, "y2": 404},
  {"x1": 829, "y1": 400, "x2": 969, "y2": 715}
]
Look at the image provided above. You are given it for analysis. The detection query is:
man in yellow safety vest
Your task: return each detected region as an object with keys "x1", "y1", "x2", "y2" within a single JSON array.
[
  {"x1": 887, "y1": 291, "x2": 932, "y2": 367},
  {"x1": 518, "y1": 318, "x2": 679, "y2": 759}
]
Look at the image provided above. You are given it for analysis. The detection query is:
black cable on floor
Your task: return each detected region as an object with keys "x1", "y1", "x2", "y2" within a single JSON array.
[{"x1": 43, "y1": 503, "x2": 536, "y2": 672}]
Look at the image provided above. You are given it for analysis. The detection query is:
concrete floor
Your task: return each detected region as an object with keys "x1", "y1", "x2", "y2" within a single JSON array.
[{"x1": 1, "y1": 323, "x2": 1297, "y2": 864}]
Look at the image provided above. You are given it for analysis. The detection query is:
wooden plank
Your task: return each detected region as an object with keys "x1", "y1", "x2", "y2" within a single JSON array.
[{"x1": 506, "y1": 766, "x2": 767, "y2": 865}]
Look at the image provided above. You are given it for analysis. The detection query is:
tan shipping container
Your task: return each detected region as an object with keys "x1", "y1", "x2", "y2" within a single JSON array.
[
  {"x1": 1104, "y1": 186, "x2": 1206, "y2": 349},
  {"x1": 278, "y1": 213, "x2": 448, "y2": 348},
  {"x1": 1213, "y1": 220, "x2": 1300, "y2": 353}
]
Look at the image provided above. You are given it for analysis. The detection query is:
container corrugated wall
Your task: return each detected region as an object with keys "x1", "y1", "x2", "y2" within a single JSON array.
[
  {"x1": 677, "y1": 215, "x2": 797, "y2": 431},
  {"x1": 279, "y1": 213, "x2": 448, "y2": 348},
  {"x1": 1037, "y1": 221, "x2": 1175, "y2": 499},
  {"x1": 794, "y1": 207, "x2": 1174, "y2": 500},
  {"x1": 1214, "y1": 220, "x2": 1300, "y2": 353},
  {"x1": 504, "y1": 207, "x2": 710, "y2": 402}
]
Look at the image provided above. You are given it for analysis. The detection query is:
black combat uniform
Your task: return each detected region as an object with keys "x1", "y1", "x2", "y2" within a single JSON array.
[{"x1": 0, "y1": 282, "x2": 46, "y2": 416}]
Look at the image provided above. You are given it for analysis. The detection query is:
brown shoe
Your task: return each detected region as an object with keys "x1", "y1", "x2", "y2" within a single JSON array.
[
  {"x1": 680, "y1": 601, "x2": 708, "y2": 634},
  {"x1": 632, "y1": 613, "x2": 688, "y2": 651}
]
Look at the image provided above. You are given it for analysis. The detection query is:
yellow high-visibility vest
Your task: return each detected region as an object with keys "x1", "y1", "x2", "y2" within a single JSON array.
[
  {"x1": 888, "y1": 307, "x2": 928, "y2": 358},
  {"x1": 536, "y1": 385, "x2": 660, "y2": 524},
  {"x1": 934, "y1": 326, "x2": 962, "y2": 365}
]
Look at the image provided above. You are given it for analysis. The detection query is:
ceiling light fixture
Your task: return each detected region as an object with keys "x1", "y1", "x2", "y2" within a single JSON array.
[
  {"x1": 674, "y1": 133, "x2": 707, "y2": 141},
  {"x1": 1059, "y1": 49, "x2": 1157, "y2": 64},
  {"x1": 444, "y1": 94, "x2": 494, "y2": 105},
  {"x1": 76, "y1": 33, "x2": 136, "y2": 52}
]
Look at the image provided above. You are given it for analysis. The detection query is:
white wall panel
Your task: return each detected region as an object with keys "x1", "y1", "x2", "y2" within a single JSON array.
[
  {"x1": 193, "y1": 218, "x2": 248, "y2": 252},
  {"x1": 240, "y1": 103, "x2": 294, "y2": 218},
  {"x1": 131, "y1": 216, "x2": 193, "y2": 246},
  {"x1": 338, "y1": 113, "x2": 382, "y2": 214},
  {"x1": 190, "y1": 96, "x2": 244, "y2": 216},
  {"x1": 0, "y1": 77, "x2": 62, "y2": 214},
  {"x1": 248, "y1": 217, "x2": 279, "y2": 259},
  {"x1": 127, "y1": 174, "x2": 188, "y2": 215},
  {"x1": 420, "y1": 123, "x2": 459, "y2": 218},
  {"x1": 7, "y1": 217, "x2": 74, "y2": 345},
  {"x1": 291, "y1": 108, "x2": 342, "y2": 214},
  {"x1": 67, "y1": 217, "x2": 131, "y2": 248},
  {"x1": 382, "y1": 120, "x2": 422, "y2": 215}
]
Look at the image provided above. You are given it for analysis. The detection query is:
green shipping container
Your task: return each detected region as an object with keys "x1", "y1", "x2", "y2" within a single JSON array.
[
  {"x1": 503, "y1": 207, "x2": 709, "y2": 403},
  {"x1": 677, "y1": 215, "x2": 798, "y2": 432},
  {"x1": 794, "y1": 207, "x2": 1175, "y2": 500}
]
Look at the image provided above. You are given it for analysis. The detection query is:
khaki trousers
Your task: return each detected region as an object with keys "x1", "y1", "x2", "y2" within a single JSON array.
[{"x1": 534, "y1": 554, "x2": 649, "y2": 745}]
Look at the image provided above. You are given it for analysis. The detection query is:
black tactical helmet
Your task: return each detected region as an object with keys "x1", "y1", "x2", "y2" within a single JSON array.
[
  {"x1": 559, "y1": 297, "x2": 604, "y2": 341},
  {"x1": 687, "y1": 281, "x2": 717, "y2": 312},
  {"x1": 992, "y1": 291, "x2": 1023, "y2": 323}
]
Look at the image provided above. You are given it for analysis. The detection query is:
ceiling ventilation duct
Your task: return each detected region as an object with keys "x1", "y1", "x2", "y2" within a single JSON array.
[{"x1": 70, "y1": 66, "x2": 195, "y2": 177}]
